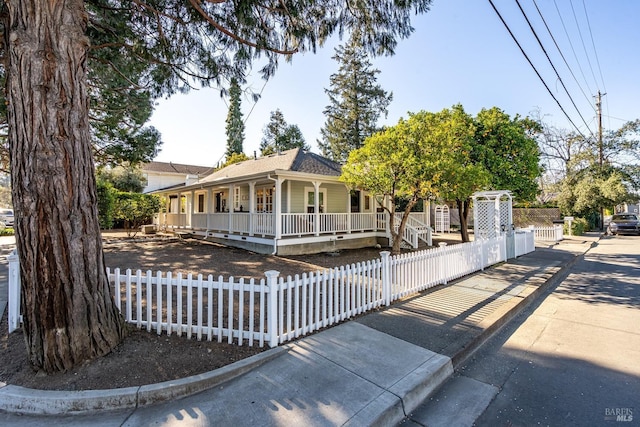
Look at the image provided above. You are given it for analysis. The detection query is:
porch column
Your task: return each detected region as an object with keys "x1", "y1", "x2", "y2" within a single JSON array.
[
  {"x1": 189, "y1": 190, "x2": 195, "y2": 229},
  {"x1": 346, "y1": 186, "x2": 352, "y2": 234},
  {"x1": 313, "y1": 181, "x2": 321, "y2": 236},
  {"x1": 286, "y1": 181, "x2": 291, "y2": 213},
  {"x1": 228, "y1": 184, "x2": 234, "y2": 233},
  {"x1": 249, "y1": 181, "x2": 256, "y2": 236},
  {"x1": 178, "y1": 192, "x2": 183, "y2": 228},
  {"x1": 163, "y1": 195, "x2": 170, "y2": 228},
  {"x1": 206, "y1": 188, "x2": 213, "y2": 231},
  {"x1": 274, "y1": 178, "x2": 283, "y2": 239}
]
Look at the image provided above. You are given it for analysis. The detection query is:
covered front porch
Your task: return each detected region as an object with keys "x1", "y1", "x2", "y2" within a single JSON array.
[{"x1": 151, "y1": 149, "x2": 431, "y2": 255}]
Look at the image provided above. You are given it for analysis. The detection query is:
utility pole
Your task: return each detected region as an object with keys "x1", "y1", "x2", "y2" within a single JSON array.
[
  {"x1": 596, "y1": 90, "x2": 604, "y2": 167},
  {"x1": 595, "y1": 90, "x2": 606, "y2": 229}
]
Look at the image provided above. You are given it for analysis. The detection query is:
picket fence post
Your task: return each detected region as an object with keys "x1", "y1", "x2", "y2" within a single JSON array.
[
  {"x1": 438, "y1": 243, "x2": 448, "y2": 284},
  {"x1": 265, "y1": 270, "x2": 280, "y2": 348},
  {"x1": 7, "y1": 250, "x2": 20, "y2": 333},
  {"x1": 380, "y1": 251, "x2": 391, "y2": 305}
]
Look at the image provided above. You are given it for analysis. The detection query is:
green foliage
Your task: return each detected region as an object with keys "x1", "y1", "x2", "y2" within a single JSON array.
[
  {"x1": 113, "y1": 192, "x2": 161, "y2": 236},
  {"x1": 260, "y1": 109, "x2": 310, "y2": 155},
  {"x1": 0, "y1": 227, "x2": 14, "y2": 236},
  {"x1": 225, "y1": 78, "x2": 245, "y2": 158},
  {"x1": 97, "y1": 166, "x2": 147, "y2": 193},
  {"x1": 564, "y1": 217, "x2": 588, "y2": 236},
  {"x1": 222, "y1": 152, "x2": 251, "y2": 168},
  {"x1": 473, "y1": 107, "x2": 542, "y2": 202},
  {"x1": 557, "y1": 167, "x2": 636, "y2": 218},
  {"x1": 319, "y1": 30, "x2": 392, "y2": 163},
  {"x1": 96, "y1": 180, "x2": 116, "y2": 229}
]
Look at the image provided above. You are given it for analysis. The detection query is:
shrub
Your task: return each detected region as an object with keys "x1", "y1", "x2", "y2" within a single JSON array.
[
  {"x1": 0, "y1": 227, "x2": 14, "y2": 236},
  {"x1": 564, "y1": 217, "x2": 588, "y2": 236},
  {"x1": 113, "y1": 192, "x2": 161, "y2": 237},
  {"x1": 97, "y1": 180, "x2": 116, "y2": 229}
]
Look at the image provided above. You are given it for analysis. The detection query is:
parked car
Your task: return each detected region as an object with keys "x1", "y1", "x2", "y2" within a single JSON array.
[
  {"x1": 607, "y1": 213, "x2": 640, "y2": 236},
  {"x1": 0, "y1": 208, "x2": 14, "y2": 227}
]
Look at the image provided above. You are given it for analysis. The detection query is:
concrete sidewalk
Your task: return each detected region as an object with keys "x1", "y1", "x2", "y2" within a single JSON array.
[{"x1": 0, "y1": 234, "x2": 599, "y2": 426}]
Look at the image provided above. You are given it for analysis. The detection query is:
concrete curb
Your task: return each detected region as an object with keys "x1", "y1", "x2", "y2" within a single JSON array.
[{"x1": 0, "y1": 345, "x2": 286, "y2": 415}]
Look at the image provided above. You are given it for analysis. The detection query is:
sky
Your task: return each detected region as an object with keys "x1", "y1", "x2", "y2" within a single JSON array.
[{"x1": 150, "y1": 0, "x2": 640, "y2": 167}]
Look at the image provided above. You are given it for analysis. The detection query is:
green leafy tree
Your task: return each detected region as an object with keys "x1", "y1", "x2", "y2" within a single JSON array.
[
  {"x1": 113, "y1": 192, "x2": 161, "y2": 237},
  {"x1": 225, "y1": 78, "x2": 245, "y2": 159},
  {"x1": 319, "y1": 31, "x2": 392, "y2": 163},
  {"x1": 2, "y1": 0, "x2": 433, "y2": 372},
  {"x1": 260, "y1": 109, "x2": 310, "y2": 155},
  {"x1": 473, "y1": 108, "x2": 543, "y2": 203},
  {"x1": 421, "y1": 105, "x2": 489, "y2": 242},
  {"x1": 222, "y1": 152, "x2": 251, "y2": 168},
  {"x1": 537, "y1": 116, "x2": 640, "y2": 226},
  {"x1": 98, "y1": 165, "x2": 148, "y2": 193},
  {"x1": 341, "y1": 110, "x2": 453, "y2": 253}
]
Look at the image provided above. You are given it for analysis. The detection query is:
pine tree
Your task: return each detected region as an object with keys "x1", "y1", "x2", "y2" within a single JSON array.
[
  {"x1": 260, "y1": 109, "x2": 310, "y2": 155},
  {"x1": 319, "y1": 31, "x2": 393, "y2": 164},
  {"x1": 225, "y1": 78, "x2": 245, "y2": 158}
]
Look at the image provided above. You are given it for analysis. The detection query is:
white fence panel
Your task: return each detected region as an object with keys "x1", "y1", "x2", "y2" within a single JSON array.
[{"x1": 526, "y1": 225, "x2": 563, "y2": 242}]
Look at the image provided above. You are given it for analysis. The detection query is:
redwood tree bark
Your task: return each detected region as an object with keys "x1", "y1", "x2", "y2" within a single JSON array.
[{"x1": 5, "y1": 0, "x2": 125, "y2": 372}]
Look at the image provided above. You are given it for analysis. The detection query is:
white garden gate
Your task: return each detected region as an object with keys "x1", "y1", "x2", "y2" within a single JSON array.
[
  {"x1": 472, "y1": 190, "x2": 513, "y2": 239},
  {"x1": 434, "y1": 205, "x2": 450, "y2": 233}
]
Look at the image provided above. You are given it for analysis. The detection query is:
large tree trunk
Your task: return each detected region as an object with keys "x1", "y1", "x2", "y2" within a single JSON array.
[
  {"x1": 390, "y1": 200, "x2": 417, "y2": 254},
  {"x1": 5, "y1": 0, "x2": 125, "y2": 373},
  {"x1": 457, "y1": 199, "x2": 471, "y2": 242}
]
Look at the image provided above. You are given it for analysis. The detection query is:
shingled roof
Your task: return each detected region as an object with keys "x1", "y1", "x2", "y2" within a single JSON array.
[
  {"x1": 142, "y1": 161, "x2": 214, "y2": 176},
  {"x1": 199, "y1": 148, "x2": 341, "y2": 184}
]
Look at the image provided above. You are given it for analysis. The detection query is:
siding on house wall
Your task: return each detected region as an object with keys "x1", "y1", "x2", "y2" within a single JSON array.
[
  {"x1": 286, "y1": 181, "x2": 348, "y2": 213},
  {"x1": 289, "y1": 181, "x2": 306, "y2": 213},
  {"x1": 144, "y1": 172, "x2": 186, "y2": 193},
  {"x1": 325, "y1": 183, "x2": 348, "y2": 213}
]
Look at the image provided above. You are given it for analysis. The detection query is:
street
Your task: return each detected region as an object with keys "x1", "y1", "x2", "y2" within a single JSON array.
[{"x1": 405, "y1": 235, "x2": 640, "y2": 426}]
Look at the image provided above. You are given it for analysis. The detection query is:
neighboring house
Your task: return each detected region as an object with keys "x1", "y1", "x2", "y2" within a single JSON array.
[
  {"x1": 141, "y1": 161, "x2": 215, "y2": 194},
  {"x1": 152, "y1": 148, "x2": 431, "y2": 255},
  {"x1": 616, "y1": 201, "x2": 639, "y2": 214}
]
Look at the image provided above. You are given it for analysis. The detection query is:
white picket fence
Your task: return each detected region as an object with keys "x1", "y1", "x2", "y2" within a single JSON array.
[
  {"x1": 7, "y1": 233, "x2": 534, "y2": 347},
  {"x1": 521, "y1": 225, "x2": 564, "y2": 242}
]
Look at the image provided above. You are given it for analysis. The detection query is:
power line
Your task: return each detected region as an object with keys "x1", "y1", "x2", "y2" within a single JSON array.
[
  {"x1": 569, "y1": 0, "x2": 599, "y2": 90},
  {"x1": 486, "y1": 0, "x2": 588, "y2": 139},
  {"x1": 531, "y1": 0, "x2": 594, "y2": 111},
  {"x1": 552, "y1": 0, "x2": 594, "y2": 97},
  {"x1": 514, "y1": 0, "x2": 595, "y2": 139},
  {"x1": 580, "y1": 0, "x2": 610, "y2": 130}
]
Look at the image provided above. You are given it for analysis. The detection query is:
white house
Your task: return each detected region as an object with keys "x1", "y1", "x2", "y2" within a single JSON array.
[
  {"x1": 141, "y1": 161, "x2": 215, "y2": 194},
  {"x1": 151, "y1": 148, "x2": 431, "y2": 255}
]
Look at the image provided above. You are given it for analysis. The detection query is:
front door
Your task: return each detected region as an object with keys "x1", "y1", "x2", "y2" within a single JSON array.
[
  {"x1": 305, "y1": 189, "x2": 325, "y2": 213},
  {"x1": 350, "y1": 190, "x2": 361, "y2": 213}
]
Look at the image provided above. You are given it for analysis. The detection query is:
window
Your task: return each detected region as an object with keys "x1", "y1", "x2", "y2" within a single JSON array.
[
  {"x1": 196, "y1": 193, "x2": 206, "y2": 213},
  {"x1": 169, "y1": 195, "x2": 179, "y2": 213},
  {"x1": 234, "y1": 187, "x2": 241, "y2": 211},
  {"x1": 305, "y1": 187, "x2": 326, "y2": 213}
]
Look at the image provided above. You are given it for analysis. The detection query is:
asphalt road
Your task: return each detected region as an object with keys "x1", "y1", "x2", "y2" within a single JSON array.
[{"x1": 404, "y1": 234, "x2": 640, "y2": 427}]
